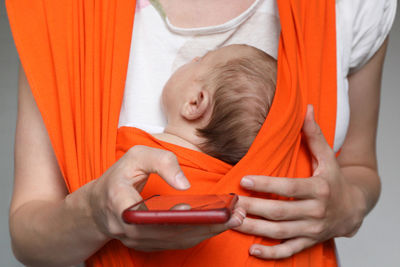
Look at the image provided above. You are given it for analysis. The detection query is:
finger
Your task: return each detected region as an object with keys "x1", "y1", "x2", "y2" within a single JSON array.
[
  {"x1": 127, "y1": 145, "x2": 190, "y2": 190},
  {"x1": 112, "y1": 184, "x2": 144, "y2": 216},
  {"x1": 302, "y1": 105, "x2": 335, "y2": 164},
  {"x1": 225, "y1": 207, "x2": 246, "y2": 228},
  {"x1": 130, "y1": 229, "x2": 223, "y2": 251},
  {"x1": 235, "y1": 217, "x2": 318, "y2": 240},
  {"x1": 126, "y1": 210, "x2": 245, "y2": 251},
  {"x1": 240, "y1": 176, "x2": 315, "y2": 199},
  {"x1": 132, "y1": 231, "x2": 218, "y2": 251},
  {"x1": 238, "y1": 196, "x2": 318, "y2": 220},
  {"x1": 130, "y1": 224, "x2": 233, "y2": 249},
  {"x1": 249, "y1": 237, "x2": 315, "y2": 259},
  {"x1": 170, "y1": 203, "x2": 192, "y2": 210}
]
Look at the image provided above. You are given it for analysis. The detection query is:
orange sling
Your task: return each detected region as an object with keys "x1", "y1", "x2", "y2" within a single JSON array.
[{"x1": 7, "y1": 0, "x2": 337, "y2": 266}]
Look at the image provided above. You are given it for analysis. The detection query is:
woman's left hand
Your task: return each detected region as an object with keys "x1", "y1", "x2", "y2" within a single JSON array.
[{"x1": 235, "y1": 105, "x2": 367, "y2": 259}]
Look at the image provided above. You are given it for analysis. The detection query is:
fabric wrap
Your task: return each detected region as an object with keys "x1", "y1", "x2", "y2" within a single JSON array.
[{"x1": 6, "y1": 0, "x2": 338, "y2": 266}]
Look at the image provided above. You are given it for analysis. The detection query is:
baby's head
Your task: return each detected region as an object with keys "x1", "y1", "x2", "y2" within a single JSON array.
[{"x1": 162, "y1": 44, "x2": 277, "y2": 164}]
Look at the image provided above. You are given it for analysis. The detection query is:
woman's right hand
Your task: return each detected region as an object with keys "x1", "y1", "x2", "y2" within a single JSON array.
[{"x1": 88, "y1": 145, "x2": 245, "y2": 251}]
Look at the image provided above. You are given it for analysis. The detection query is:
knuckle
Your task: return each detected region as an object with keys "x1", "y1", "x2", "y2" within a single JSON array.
[
  {"x1": 285, "y1": 181, "x2": 298, "y2": 196},
  {"x1": 159, "y1": 151, "x2": 178, "y2": 168},
  {"x1": 346, "y1": 215, "x2": 363, "y2": 237},
  {"x1": 273, "y1": 224, "x2": 287, "y2": 239},
  {"x1": 310, "y1": 223, "x2": 325, "y2": 237},
  {"x1": 345, "y1": 229, "x2": 357, "y2": 238},
  {"x1": 312, "y1": 204, "x2": 327, "y2": 219},
  {"x1": 347, "y1": 221, "x2": 362, "y2": 237},
  {"x1": 125, "y1": 146, "x2": 145, "y2": 169},
  {"x1": 240, "y1": 197, "x2": 251, "y2": 212},
  {"x1": 107, "y1": 220, "x2": 124, "y2": 238},
  {"x1": 280, "y1": 247, "x2": 294, "y2": 258},
  {"x1": 271, "y1": 206, "x2": 286, "y2": 220},
  {"x1": 315, "y1": 179, "x2": 331, "y2": 200}
]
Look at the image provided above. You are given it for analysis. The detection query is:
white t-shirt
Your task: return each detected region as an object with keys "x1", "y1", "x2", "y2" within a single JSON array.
[{"x1": 118, "y1": 0, "x2": 396, "y2": 152}]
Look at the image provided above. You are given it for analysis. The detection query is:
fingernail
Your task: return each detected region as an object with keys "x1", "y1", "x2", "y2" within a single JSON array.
[
  {"x1": 227, "y1": 216, "x2": 242, "y2": 228},
  {"x1": 236, "y1": 208, "x2": 246, "y2": 219},
  {"x1": 250, "y1": 248, "x2": 261, "y2": 256},
  {"x1": 175, "y1": 172, "x2": 190, "y2": 190},
  {"x1": 240, "y1": 177, "x2": 254, "y2": 189}
]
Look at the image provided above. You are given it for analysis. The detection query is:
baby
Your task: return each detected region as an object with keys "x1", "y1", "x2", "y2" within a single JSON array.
[{"x1": 153, "y1": 44, "x2": 277, "y2": 165}]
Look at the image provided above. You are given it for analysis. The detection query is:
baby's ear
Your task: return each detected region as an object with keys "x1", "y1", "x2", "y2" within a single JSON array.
[{"x1": 181, "y1": 90, "x2": 211, "y2": 121}]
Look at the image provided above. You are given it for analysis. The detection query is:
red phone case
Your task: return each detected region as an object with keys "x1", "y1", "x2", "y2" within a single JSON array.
[{"x1": 122, "y1": 194, "x2": 238, "y2": 224}]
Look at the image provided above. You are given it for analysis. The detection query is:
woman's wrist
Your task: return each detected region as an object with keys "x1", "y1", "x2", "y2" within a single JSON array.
[
  {"x1": 341, "y1": 165, "x2": 380, "y2": 215},
  {"x1": 66, "y1": 179, "x2": 113, "y2": 244},
  {"x1": 338, "y1": 180, "x2": 367, "y2": 237},
  {"x1": 338, "y1": 165, "x2": 380, "y2": 237}
]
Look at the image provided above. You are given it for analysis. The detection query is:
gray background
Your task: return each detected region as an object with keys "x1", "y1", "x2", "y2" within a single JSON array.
[{"x1": 0, "y1": 2, "x2": 399, "y2": 266}]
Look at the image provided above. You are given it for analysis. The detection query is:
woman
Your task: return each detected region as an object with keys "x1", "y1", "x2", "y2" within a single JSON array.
[{"x1": 7, "y1": 0, "x2": 396, "y2": 266}]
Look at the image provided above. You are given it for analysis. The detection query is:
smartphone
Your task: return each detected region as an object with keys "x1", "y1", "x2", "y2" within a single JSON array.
[{"x1": 122, "y1": 193, "x2": 238, "y2": 225}]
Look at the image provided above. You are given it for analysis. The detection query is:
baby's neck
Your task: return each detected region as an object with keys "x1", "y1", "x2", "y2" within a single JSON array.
[{"x1": 152, "y1": 125, "x2": 203, "y2": 152}]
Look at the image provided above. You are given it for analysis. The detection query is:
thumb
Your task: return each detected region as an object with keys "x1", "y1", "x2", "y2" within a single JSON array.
[
  {"x1": 302, "y1": 105, "x2": 334, "y2": 170},
  {"x1": 129, "y1": 145, "x2": 191, "y2": 190}
]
